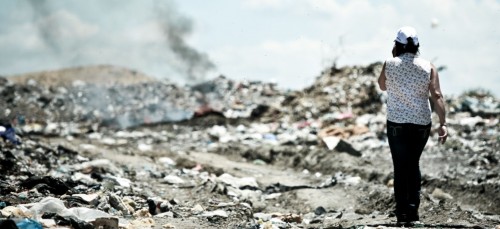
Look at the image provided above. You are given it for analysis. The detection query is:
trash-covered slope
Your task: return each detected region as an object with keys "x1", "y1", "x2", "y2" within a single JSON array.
[{"x1": 1, "y1": 63, "x2": 499, "y2": 228}]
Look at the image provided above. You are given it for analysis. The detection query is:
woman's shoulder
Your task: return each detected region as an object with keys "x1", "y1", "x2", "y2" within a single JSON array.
[
  {"x1": 385, "y1": 56, "x2": 401, "y2": 66},
  {"x1": 414, "y1": 55, "x2": 430, "y2": 62},
  {"x1": 414, "y1": 56, "x2": 432, "y2": 69}
]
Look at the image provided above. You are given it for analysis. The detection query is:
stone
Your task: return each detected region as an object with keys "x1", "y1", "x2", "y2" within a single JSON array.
[
  {"x1": 314, "y1": 206, "x2": 327, "y2": 215},
  {"x1": 71, "y1": 173, "x2": 98, "y2": 186},
  {"x1": 431, "y1": 188, "x2": 453, "y2": 200},
  {"x1": 72, "y1": 193, "x2": 100, "y2": 205},
  {"x1": 138, "y1": 143, "x2": 153, "y2": 152},
  {"x1": 158, "y1": 157, "x2": 176, "y2": 167},
  {"x1": 162, "y1": 223, "x2": 176, "y2": 229},
  {"x1": 200, "y1": 209, "x2": 228, "y2": 218},
  {"x1": 254, "y1": 212, "x2": 272, "y2": 221},
  {"x1": 127, "y1": 218, "x2": 155, "y2": 229},
  {"x1": 280, "y1": 213, "x2": 302, "y2": 223},
  {"x1": 108, "y1": 192, "x2": 134, "y2": 215},
  {"x1": 104, "y1": 175, "x2": 131, "y2": 188},
  {"x1": 92, "y1": 217, "x2": 119, "y2": 229},
  {"x1": 133, "y1": 208, "x2": 152, "y2": 218},
  {"x1": 154, "y1": 212, "x2": 174, "y2": 218},
  {"x1": 191, "y1": 204, "x2": 204, "y2": 215},
  {"x1": 386, "y1": 179, "x2": 394, "y2": 188},
  {"x1": 163, "y1": 175, "x2": 185, "y2": 185},
  {"x1": 216, "y1": 173, "x2": 259, "y2": 189}
]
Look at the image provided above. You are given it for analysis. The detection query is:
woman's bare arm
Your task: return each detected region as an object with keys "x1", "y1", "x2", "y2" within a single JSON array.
[
  {"x1": 378, "y1": 62, "x2": 387, "y2": 91},
  {"x1": 429, "y1": 64, "x2": 447, "y2": 143}
]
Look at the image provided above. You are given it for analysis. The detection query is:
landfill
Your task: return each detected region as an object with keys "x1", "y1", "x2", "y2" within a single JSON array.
[{"x1": 0, "y1": 62, "x2": 499, "y2": 228}]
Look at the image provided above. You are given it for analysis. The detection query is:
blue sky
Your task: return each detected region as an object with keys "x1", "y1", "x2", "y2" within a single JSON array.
[{"x1": 1, "y1": 0, "x2": 499, "y2": 96}]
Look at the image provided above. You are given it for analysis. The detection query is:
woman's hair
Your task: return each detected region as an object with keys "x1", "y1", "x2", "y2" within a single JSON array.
[{"x1": 394, "y1": 37, "x2": 419, "y2": 56}]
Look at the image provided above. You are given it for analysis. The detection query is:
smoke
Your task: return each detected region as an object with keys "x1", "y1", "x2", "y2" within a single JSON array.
[
  {"x1": 26, "y1": 0, "x2": 99, "y2": 66},
  {"x1": 154, "y1": 1, "x2": 215, "y2": 83},
  {"x1": 23, "y1": 0, "x2": 215, "y2": 83},
  {"x1": 20, "y1": 0, "x2": 214, "y2": 128},
  {"x1": 27, "y1": 0, "x2": 61, "y2": 54}
]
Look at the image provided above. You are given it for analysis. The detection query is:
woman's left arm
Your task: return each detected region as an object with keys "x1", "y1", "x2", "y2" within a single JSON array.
[
  {"x1": 378, "y1": 62, "x2": 387, "y2": 91},
  {"x1": 429, "y1": 64, "x2": 447, "y2": 144}
]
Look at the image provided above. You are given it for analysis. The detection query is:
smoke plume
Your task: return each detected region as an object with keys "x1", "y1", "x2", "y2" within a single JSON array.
[
  {"x1": 24, "y1": 0, "x2": 215, "y2": 83},
  {"x1": 27, "y1": 0, "x2": 61, "y2": 54},
  {"x1": 154, "y1": 1, "x2": 215, "y2": 83}
]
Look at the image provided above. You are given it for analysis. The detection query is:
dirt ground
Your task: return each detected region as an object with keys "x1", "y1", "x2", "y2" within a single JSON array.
[
  {"x1": 34, "y1": 116, "x2": 498, "y2": 229},
  {"x1": 1, "y1": 64, "x2": 499, "y2": 229}
]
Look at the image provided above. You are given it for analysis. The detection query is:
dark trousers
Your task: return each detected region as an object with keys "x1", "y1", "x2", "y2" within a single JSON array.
[{"x1": 387, "y1": 120, "x2": 431, "y2": 222}]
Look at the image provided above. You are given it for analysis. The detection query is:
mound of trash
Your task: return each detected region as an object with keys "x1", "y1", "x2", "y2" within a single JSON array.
[{"x1": 1, "y1": 63, "x2": 499, "y2": 228}]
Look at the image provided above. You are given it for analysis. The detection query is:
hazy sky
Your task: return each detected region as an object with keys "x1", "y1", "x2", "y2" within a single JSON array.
[{"x1": 1, "y1": 0, "x2": 499, "y2": 96}]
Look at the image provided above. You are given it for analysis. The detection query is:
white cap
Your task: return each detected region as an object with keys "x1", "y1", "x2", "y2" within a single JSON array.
[{"x1": 395, "y1": 26, "x2": 419, "y2": 45}]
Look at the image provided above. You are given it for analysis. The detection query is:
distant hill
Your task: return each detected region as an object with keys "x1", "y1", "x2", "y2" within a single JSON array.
[{"x1": 7, "y1": 65, "x2": 158, "y2": 87}]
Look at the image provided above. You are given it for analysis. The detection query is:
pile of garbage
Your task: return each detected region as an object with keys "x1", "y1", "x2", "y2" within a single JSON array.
[
  {"x1": 1, "y1": 62, "x2": 499, "y2": 228},
  {"x1": 0, "y1": 75, "x2": 280, "y2": 131},
  {"x1": 284, "y1": 63, "x2": 383, "y2": 120}
]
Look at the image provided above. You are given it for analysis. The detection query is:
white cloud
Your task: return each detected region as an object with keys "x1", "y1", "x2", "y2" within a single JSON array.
[
  {"x1": 242, "y1": 0, "x2": 286, "y2": 8},
  {"x1": 123, "y1": 21, "x2": 167, "y2": 44},
  {"x1": 1, "y1": 0, "x2": 498, "y2": 96},
  {"x1": 38, "y1": 10, "x2": 99, "y2": 40},
  {"x1": 244, "y1": 0, "x2": 500, "y2": 95},
  {"x1": 0, "y1": 23, "x2": 45, "y2": 50},
  {"x1": 211, "y1": 38, "x2": 330, "y2": 88},
  {"x1": 0, "y1": 9, "x2": 100, "y2": 73},
  {"x1": 0, "y1": 9, "x2": 99, "y2": 57},
  {"x1": 199, "y1": 0, "x2": 500, "y2": 95}
]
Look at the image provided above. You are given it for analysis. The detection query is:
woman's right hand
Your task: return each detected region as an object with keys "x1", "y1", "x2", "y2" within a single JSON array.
[{"x1": 438, "y1": 126, "x2": 448, "y2": 144}]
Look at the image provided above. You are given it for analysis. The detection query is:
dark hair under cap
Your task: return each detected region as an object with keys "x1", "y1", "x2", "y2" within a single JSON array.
[{"x1": 394, "y1": 37, "x2": 420, "y2": 57}]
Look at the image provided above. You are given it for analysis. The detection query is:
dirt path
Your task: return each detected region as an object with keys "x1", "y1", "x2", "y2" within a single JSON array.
[{"x1": 40, "y1": 132, "x2": 498, "y2": 228}]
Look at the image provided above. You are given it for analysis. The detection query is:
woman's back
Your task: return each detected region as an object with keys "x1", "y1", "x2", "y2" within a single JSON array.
[{"x1": 385, "y1": 53, "x2": 432, "y2": 125}]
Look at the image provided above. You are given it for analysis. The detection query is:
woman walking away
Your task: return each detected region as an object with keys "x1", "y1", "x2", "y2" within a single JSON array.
[{"x1": 377, "y1": 26, "x2": 447, "y2": 226}]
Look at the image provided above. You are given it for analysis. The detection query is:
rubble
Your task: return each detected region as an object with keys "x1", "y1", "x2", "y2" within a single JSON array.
[{"x1": 0, "y1": 62, "x2": 499, "y2": 228}]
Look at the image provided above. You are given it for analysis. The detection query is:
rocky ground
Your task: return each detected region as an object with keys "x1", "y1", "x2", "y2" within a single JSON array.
[{"x1": 0, "y1": 63, "x2": 499, "y2": 229}]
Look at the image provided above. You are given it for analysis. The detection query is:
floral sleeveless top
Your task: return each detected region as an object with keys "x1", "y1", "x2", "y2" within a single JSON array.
[{"x1": 385, "y1": 53, "x2": 432, "y2": 125}]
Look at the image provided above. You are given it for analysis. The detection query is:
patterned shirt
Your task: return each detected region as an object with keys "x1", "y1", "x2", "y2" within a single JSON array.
[{"x1": 385, "y1": 53, "x2": 432, "y2": 125}]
